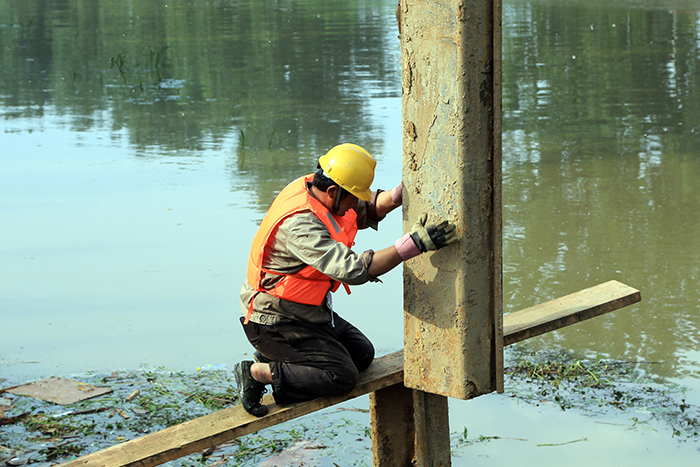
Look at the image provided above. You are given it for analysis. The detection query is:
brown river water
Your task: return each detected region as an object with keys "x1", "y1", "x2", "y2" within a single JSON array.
[{"x1": 1, "y1": 0, "x2": 699, "y2": 464}]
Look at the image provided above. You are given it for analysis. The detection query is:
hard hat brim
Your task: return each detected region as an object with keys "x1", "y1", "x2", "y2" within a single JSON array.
[{"x1": 352, "y1": 188, "x2": 372, "y2": 202}]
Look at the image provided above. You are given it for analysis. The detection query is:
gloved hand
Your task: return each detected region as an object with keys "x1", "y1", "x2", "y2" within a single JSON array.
[
  {"x1": 394, "y1": 213, "x2": 457, "y2": 260},
  {"x1": 408, "y1": 213, "x2": 457, "y2": 252}
]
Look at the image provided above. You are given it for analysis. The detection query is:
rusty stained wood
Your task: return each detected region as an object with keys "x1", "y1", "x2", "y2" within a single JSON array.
[
  {"x1": 492, "y1": 0, "x2": 504, "y2": 396},
  {"x1": 370, "y1": 383, "x2": 415, "y2": 466},
  {"x1": 370, "y1": 384, "x2": 451, "y2": 467},
  {"x1": 400, "y1": 0, "x2": 503, "y2": 401},
  {"x1": 412, "y1": 390, "x2": 451, "y2": 467},
  {"x1": 57, "y1": 280, "x2": 640, "y2": 467}
]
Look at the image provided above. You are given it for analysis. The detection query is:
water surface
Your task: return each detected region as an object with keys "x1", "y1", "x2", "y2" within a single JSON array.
[{"x1": 2, "y1": 0, "x2": 700, "y2": 464}]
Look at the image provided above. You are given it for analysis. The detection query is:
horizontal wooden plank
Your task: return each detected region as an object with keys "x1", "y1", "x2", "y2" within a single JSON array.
[
  {"x1": 58, "y1": 280, "x2": 640, "y2": 467},
  {"x1": 503, "y1": 280, "x2": 641, "y2": 346},
  {"x1": 58, "y1": 351, "x2": 404, "y2": 467}
]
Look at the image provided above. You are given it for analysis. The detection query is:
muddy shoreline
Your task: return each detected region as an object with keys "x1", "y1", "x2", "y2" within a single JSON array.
[{"x1": 1, "y1": 350, "x2": 698, "y2": 466}]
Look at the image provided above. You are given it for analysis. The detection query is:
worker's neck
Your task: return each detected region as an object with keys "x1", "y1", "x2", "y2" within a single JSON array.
[{"x1": 309, "y1": 185, "x2": 334, "y2": 211}]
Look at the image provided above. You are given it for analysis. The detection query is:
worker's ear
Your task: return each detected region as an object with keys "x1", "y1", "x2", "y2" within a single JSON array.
[{"x1": 327, "y1": 185, "x2": 339, "y2": 200}]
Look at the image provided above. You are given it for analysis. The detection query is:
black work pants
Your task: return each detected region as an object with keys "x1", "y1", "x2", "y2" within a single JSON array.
[{"x1": 240, "y1": 313, "x2": 374, "y2": 405}]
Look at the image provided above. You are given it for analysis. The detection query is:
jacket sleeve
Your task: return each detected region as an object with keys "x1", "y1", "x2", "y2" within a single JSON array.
[
  {"x1": 282, "y1": 213, "x2": 378, "y2": 285},
  {"x1": 354, "y1": 189, "x2": 385, "y2": 231}
]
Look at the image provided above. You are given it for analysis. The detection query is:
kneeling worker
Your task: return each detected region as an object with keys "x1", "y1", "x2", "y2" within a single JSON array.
[{"x1": 235, "y1": 143, "x2": 456, "y2": 417}]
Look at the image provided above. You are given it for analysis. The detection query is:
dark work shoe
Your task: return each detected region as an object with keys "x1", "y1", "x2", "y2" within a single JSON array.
[
  {"x1": 253, "y1": 351, "x2": 270, "y2": 364},
  {"x1": 234, "y1": 361, "x2": 268, "y2": 417}
]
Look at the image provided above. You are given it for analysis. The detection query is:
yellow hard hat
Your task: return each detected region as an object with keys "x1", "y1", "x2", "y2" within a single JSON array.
[{"x1": 319, "y1": 143, "x2": 376, "y2": 201}]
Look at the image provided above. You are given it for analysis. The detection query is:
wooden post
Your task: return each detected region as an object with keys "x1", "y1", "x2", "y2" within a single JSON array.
[
  {"x1": 370, "y1": 386, "x2": 451, "y2": 467},
  {"x1": 372, "y1": 1, "x2": 502, "y2": 465},
  {"x1": 398, "y1": 0, "x2": 503, "y2": 400},
  {"x1": 412, "y1": 390, "x2": 451, "y2": 466},
  {"x1": 370, "y1": 384, "x2": 414, "y2": 466}
]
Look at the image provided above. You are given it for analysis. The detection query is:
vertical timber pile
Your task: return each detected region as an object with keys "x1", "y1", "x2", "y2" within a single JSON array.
[
  {"x1": 399, "y1": 0, "x2": 502, "y2": 399},
  {"x1": 372, "y1": 1, "x2": 502, "y2": 465}
]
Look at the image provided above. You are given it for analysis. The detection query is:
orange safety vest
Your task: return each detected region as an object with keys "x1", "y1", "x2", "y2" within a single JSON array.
[{"x1": 245, "y1": 174, "x2": 358, "y2": 323}]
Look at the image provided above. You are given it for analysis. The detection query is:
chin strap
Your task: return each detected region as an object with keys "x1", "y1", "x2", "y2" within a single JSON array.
[{"x1": 332, "y1": 186, "x2": 345, "y2": 213}]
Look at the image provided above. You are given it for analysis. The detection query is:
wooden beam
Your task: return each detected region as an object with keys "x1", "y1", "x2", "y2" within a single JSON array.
[
  {"x1": 369, "y1": 279, "x2": 640, "y2": 467},
  {"x1": 412, "y1": 390, "x2": 451, "y2": 467},
  {"x1": 57, "y1": 280, "x2": 640, "y2": 467},
  {"x1": 370, "y1": 386, "x2": 452, "y2": 467},
  {"x1": 503, "y1": 280, "x2": 641, "y2": 346},
  {"x1": 370, "y1": 383, "x2": 414, "y2": 466},
  {"x1": 57, "y1": 352, "x2": 404, "y2": 467},
  {"x1": 400, "y1": 0, "x2": 503, "y2": 402}
]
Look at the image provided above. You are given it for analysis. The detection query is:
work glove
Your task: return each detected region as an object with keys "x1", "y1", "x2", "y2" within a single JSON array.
[
  {"x1": 408, "y1": 213, "x2": 457, "y2": 252},
  {"x1": 395, "y1": 213, "x2": 457, "y2": 260}
]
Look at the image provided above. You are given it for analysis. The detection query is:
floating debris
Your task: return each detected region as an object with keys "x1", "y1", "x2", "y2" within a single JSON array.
[
  {"x1": 2, "y1": 378, "x2": 112, "y2": 405},
  {"x1": 125, "y1": 389, "x2": 140, "y2": 402},
  {"x1": 257, "y1": 440, "x2": 332, "y2": 467},
  {"x1": 0, "y1": 357, "x2": 698, "y2": 466},
  {"x1": 0, "y1": 367, "x2": 373, "y2": 466},
  {"x1": 505, "y1": 349, "x2": 700, "y2": 439}
]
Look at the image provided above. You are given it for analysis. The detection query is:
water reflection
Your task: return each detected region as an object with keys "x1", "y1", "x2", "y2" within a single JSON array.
[
  {"x1": 1, "y1": 0, "x2": 399, "y2": 205},
  {"x1": 1, "y1": 0, "x2": 699, "y2": 389},
  {"x1": 0, "y1": 0, "x2": 403, "y2": 383},
  {"x1": 503, "y1": 1, "x2": 700, "y2": 380}
]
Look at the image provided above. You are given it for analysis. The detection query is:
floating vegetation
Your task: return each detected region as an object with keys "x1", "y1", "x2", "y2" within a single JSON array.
[
  {"x1": 509, "y1": 355, "x2": 619, "y2": 388},
  {"x1": 504, "y1": 349, "x2": 700, "y2": 439},
  {"x1": 110, "y1": 52, "x2": 128, "y2": 84},
  {"x1": 0, "y1": 367, "x2": 373, "y2": 466},
  {"x1": 0, "y1": 367, "x2": 243, "y2": 465},
  {"x1": 1, "y1": 354, "x2": 698, "y2": 465},
  {"x1": 148, "y1": 46, "x2": 169, "y2": 83},
  {"x1": 103, "y1": 46, "x2": 174, "y2": 98}
]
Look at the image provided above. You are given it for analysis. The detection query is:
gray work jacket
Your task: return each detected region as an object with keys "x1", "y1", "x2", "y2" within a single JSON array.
[{"x1": 240, "y1": 187, "x2": 385, "y2": 325}]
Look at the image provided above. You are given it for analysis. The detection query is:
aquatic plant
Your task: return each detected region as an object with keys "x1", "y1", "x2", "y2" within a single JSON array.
[
  {"x1": 149, "y1": 46, "x2": 169, "y2": 82},
  {"x1": 110, "y1": 52, "x2": 128, "y2": 84},
  {"x1": 505, "y1": 350, "x2": 700, "y2": 439}
]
